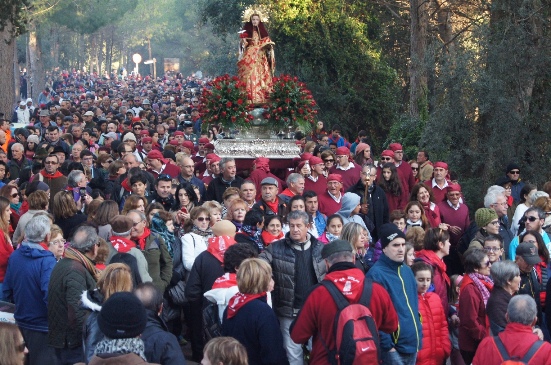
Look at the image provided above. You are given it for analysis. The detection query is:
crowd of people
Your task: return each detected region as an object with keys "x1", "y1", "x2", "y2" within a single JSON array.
[{"x1": 1, "y1": 69, "x2": 551, "y2": 365}]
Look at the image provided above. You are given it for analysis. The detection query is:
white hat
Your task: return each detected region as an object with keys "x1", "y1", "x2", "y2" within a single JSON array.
[
  {"x1": 123, "y1": 133, "x2": 137, "y2": 142},
  {"x1": 19, "y1": 101, "x2": 25, "y2": 106},
  {"x1": 26, "y1": 98, "x2": 32, "y2": 103},
  {"x1": 83, "y1": 111, "x2": 94, "y2": 116}
]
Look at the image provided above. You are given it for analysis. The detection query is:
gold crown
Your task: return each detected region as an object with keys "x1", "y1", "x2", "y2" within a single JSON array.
[{"x1": 242, "y1": 6, "x2": 269, "y2": 23}]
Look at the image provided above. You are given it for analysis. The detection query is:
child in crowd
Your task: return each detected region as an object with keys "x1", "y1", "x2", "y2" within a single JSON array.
[
  {"x1": 412, "y1": 261, "x2": 451, "y2": 365},
  {"x1": 405, "y1": 242, "x2": 415, "y2": 266},
  {"x1": 318, "y1": 214, "x2": 343, "y2": 243},
  {"x1": 405, "y1": 200, "x2": 428, "y2": 231}
]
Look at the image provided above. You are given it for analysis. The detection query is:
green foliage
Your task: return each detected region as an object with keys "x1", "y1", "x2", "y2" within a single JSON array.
[{"x1": 0, "y1": 0, "x2": 31, "y2": 39}]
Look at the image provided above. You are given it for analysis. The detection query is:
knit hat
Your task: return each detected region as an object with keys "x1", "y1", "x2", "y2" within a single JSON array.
[
  {"x1": 379, "y1": 223, "x2": 406, "y2": 248},
  {"x1": 111, "y1": 216, "x2": 134, "y2": 235},
  {"x1": 97, "y1": 292, "x2": 147, "y2": 339},
  {"x1": 506, "y1": 163, "x2": 520, "y2": 174},
  {"x1": 354, "y1": 143, "x2": 369, "y2": 156},
  {"x1": 212, "y1": 220, "x2": 237, "y2": 237},
  {"x1": 475, "y1": 208, "x2": 498, "y2": 228},
  {"x1": 27, "y1": 135, "x2": 40, "y2": 144},
  {"x1": 122, "y1": 133, "x2": 137, "y2": 142},
  {"x1": 321, "y1": 239, "x2": 353, "y2": 259}
]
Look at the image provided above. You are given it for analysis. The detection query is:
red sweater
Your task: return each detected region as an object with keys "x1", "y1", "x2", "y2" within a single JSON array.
[
  {"x1": 473, "y1": 322, "x2": 551, "y2": 365},
  {"x1": 304, "y1": 175, "x2": 328, "y2": 197},
  {"x1": 318, "y1": 191, "x2": 343, "y2": 217},
  {"x1": 437, "y1": 201, "x2": 470, "y2": 246},
  {"x1": 417, "y1": 292, "x2": 451, "y2": 365},
  {"x1": 0, "y1": 233, "x2": 14, "y2": 282},
  {"x1": 329, "y1": 163, "x2": 362, "y2": 191},
  {"x1": 148, "y1": 162, "x2": 181, "y2": 179},
  {"x1": 290, "y1": 267, "x2": 398, "y2": 365}
]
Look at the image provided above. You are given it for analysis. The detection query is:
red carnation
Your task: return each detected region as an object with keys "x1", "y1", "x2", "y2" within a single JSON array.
[{"x1": 226, "y1": 101, "x2": 232, "y2": 108}]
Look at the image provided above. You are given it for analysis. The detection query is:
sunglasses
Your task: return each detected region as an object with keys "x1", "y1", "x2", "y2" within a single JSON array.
[
  {"x1": 380, "y1": 157, "x2": 392, "y2": 161},
  {"x1": 411, "y1": 167, "x2": 418, "y2": 171},
  {"x1": 525, "y1": 216, "x2": 540, "y2": 222},
  {"x1": 11, "y1": 193, "x2": 19, "y2": 198},
  {"x1": 196, "y1": 217, "x2": 210, "y2": 222},
  {"x1": 106, "y1": 160, "x2": 114, "y2": 164},
  {"x1": 133, "y1": 127, "x2": 142, "y2": 130},
  {"x1": 324, "y1": 159, "x2": 334, "y2": 163},
  {"x1": 509, "y1": 170, "x2": 520, "y2": 174},
  {"x1": 482, "y1": 260, "x2": 491, "y2": 267}
]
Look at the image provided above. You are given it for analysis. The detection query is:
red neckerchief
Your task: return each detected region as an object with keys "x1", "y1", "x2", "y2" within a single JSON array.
[
  {"x1": 132, "y1": 227, "x2": 151, "y2": 250},
  {"x1": 261, "y1": 230, "x2": 283, "y2": 246},
  {"x1": 417, "y1": 249, "x2": 451, "y2": 287},
  {"x1": 110, "y1": 236, "x2": 136, "y2": 253},
  {"x1": 39, "y1": 242, "x2": 48, "y2": 250},
  {"x1": 280, "y1": 188, "x2": 295, "y2": 198},
  {"x1": 121, "y1": 178, "x2": 132, "y2": 192},
  {"x1": 207, "y1": 236, "x2": 237, "y2": 263},
  {"x1": 227, "y1": 292, "x2": 266, "y2": 319},
  {"x1": 212, "y1": 273, "x2": 237, "y2": 289},
  {"x1": 507, "y1": 195, "x2": 514, "y2": 207},
  {"x1": 324, "y1": 268, "x2": 365, "y2": 302},
  {"x1": 264, "y1": 197, "x2": 280, "y2": 215},
  {"x1": 40, "y1": 169, "x2": 64, "y2": 179}
]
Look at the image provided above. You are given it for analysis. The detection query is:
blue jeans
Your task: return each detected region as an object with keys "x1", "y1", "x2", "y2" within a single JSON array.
[{"x1": 382, "y1": 350, "x2": 417, "y2": 365}]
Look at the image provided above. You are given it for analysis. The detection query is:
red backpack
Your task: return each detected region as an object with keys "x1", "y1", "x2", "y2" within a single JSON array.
[
  {"x1": 493, "y1": 335, "x2": 544, "y2": 365},
  {"x1": 320, "y1": 278, "x2": 381, "y2": 365}
]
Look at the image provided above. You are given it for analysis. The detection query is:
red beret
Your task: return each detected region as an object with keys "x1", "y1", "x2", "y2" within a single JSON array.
[
  {"x1": 447, "y1": 183, "x2": 461, "y2": 192},
  {"x1": 173, "y1": 131, "x2": 184, "y2": 137},
  {"x1": 147, "y1": 150, "x2": 165, "y2": 162},
  {"x1": 434, "y1": 161, "x2": 449, "y2": 170},
  {"x1": 131, "y1": 116, "x2": 140, "y2": 122},
  {"x1": 183, "y1": 141, "x2": 195, "y2": 150},
  {"x1": 309, "y1": 156, "x2": 324, "y2": 165},
  {"x1": 141, "y1": 137, "x2": 152, "y2": 143},
  {"x1": 300, "y1": 153, "x2": 312, "y2": 161},
  {"x1": 335, "y1": 147, "x2": 350, "y2": 156},
  {"x1": 204, "y1": 143, "x2": 215, "y2": 150},
  {"x1": 389, "y1": 143, "x2": 403, "y2": 152},
  {"x1": 327, "y1": 174, "x2": 343, "y2": 183},
  {"x1": 199, "y1": 137, "x2": 209, "y2": 144},
  {"x1": 206, "y1": 153, "x2": 221, "y2": 163},
  {"x1": 169, "y1": 140, "x2": 180, "y2": 146},
  {"x1": 139, "y1": 130, "x2": 150, "y2": 136},
  {"x1": 381, "y1": 150, "x2": 395, "y2": 158}
]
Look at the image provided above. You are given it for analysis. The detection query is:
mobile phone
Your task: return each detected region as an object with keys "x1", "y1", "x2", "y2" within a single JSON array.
[
  {"x1": 180, "y1": 207, "x2": 188, "y2": 214},
  {"x1": 79, "y1": 188, "x2": 87, "y2": 200}
]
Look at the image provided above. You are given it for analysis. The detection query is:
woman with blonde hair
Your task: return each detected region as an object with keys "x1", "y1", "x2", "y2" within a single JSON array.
[
  {"x1": 203, "y1": 200, "x2": 223, "y2": 227},
  {"x1": 52, "y1": 190, "x2": 87, "y2": 239},
  {"x1": 0, "y1": 322, "x2": 28, "y2": 365},
  {"x1": 48, "y1": 224, "x2": 65, "y2": 261},
  {"x1": 221, "y1": 258, "x2": 287, "y2": 365},
  {"x1": 340, "y1": 222, "x2": 371, "y2": 273},
  {"x1": 82, "y1": 263, "x2": 134, "y2": 363},
  {"x1": 121, "y1": 195, "x2": 148, "y2": 215},
  {"x1": 203, "y1": 337, "x2": 248, "y2": 365}
]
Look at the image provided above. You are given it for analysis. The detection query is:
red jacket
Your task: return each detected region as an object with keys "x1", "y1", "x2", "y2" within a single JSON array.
[
  {"x1": 417, "y1": 292, "x2": 451, "y2": 365},
  {"x1": 473, "y1": 322, "x2": 551, "y2": 365},
  {"x1": 458, "y1": 276, "x2": 489, "y2": 352},
  {"x1": 416, "y1": 250, "x2": 450, "y2": 317},
  {"x1": 290, "y1": 266, "x2": 398, "y2": 365}
]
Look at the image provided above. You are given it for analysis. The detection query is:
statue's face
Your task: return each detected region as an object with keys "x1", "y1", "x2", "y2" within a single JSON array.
[{"x1": 251, "y1": 15, "x2": 260, "y2": 26}]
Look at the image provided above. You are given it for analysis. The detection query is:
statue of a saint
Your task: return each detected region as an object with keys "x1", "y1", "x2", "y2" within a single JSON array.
[{"x1": 238, "y1": 11, "x2": 275, "y2": 105}]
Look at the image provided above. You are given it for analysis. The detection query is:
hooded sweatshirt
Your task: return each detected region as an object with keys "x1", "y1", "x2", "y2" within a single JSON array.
[{"x1": 336, "y1": 192, "x2": 367, "y2": 229}]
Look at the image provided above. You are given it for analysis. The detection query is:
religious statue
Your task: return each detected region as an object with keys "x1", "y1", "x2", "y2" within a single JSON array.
[{"x1": 238, "y1": 9, "x2": 275, "y2": 105}]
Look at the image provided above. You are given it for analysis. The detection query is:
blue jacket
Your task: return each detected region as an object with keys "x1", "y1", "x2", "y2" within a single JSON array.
[
  {"x1": 366, "y1": 253, "x2": 422, "y2": 354},
  {"x1": 3, "y1": 243, "x2": 56, "y2": 332}
]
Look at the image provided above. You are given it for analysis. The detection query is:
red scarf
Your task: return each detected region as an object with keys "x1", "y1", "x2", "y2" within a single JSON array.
[
  {"x1": 261, "y1": 230, "x2": 283, "y2": 246},
  {"x1": 110, "y1": 236, "x2": 136, "y2": 253},
  {"x1": 421, "y1": 201, "x2": 439, "y2": 228},
  {"x1": 207, "y1": 236, "x2": 237, "y2": 263},
  {"x1": 133, "y1": 227, "x2": 151, "y2": 250},
  {"x1": 417, "y1": 249, "x2": 451, "y2": 287},
  {"x1": 226, "y1": 292, "x2": 266, "y2": 319},
  {"x1": 507, "y1": 195, "x2": 514, "y2": 207},
  {"x1": 121, "y1": 178, "x2": 132, "y2": 192},
  {"x1": 264, "y1": 198, "x2": 280, "y2": 215},
  {"x1": 212, "y1": 273, "x2": 237, "y2": 289},
  {"x1": 40, "y1": 169, "x2": 64, "y2": 179}
]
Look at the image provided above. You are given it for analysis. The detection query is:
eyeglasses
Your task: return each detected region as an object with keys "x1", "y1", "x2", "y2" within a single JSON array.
[
  {"x1": 196, "y1": 217, "x2": 210, "y2": 222},
  {"x1": 489, "y1": 220, "x2": 500, "y2": 226},
  {"x1": 324, "y1": 159, "x2": 334, "y2": 163},
  {"x1": 133, "y1": 127, "x2": 142, "y2": 130},
  {"x1": 50, "y1": 239, "x2": 66, "y2": 246},
  {"x1": 16, "y1": 341, "x2": 26, "y2": 353},
  {"x1": 482, "y1": 260, "x2": 492, "y2": 267},
  {"x1": 525, "y1": 216, "x2": 540, "y2": 222},
  {"x1": 484, "y1": 247, "x2": 502, "y2": 252},
  {"x1": 133, "y1": 220, "x2": 144, "y2": 227},
  {"x1": 509, "y1": 170, "x2": 520, "y2": 174}
]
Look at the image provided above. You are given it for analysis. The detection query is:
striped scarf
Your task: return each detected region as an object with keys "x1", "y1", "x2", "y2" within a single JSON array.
[
  {"x1": 468, "y1": 272, "x2": 494, "y2": 306},
  {"x1": 64, "y1": 246, "x2": 100, "y2": 281}
]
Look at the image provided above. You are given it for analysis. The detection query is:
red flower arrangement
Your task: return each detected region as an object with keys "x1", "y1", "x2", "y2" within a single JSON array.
[
  {"x1": 200, "y1": 74, "x2": 254, "y2": 130},
  {"x1": 263, "y1": 75, "x2": 318, "y2": 133}
]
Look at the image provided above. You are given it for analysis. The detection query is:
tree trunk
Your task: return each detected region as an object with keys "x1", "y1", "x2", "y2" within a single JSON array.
[
  {"x1": 409, "y1": 0, "x2": 429, "y2": 119},
  {"x1": 27, "y1": 22, "x2": 45, "y2": 105},
  {"x1": 0, "y1": 24, "x2": 16, "y2": 120}
]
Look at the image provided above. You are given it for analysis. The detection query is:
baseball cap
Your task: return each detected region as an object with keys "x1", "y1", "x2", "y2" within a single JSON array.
[
  {"x1": 516, "y1": 242, "x2": 542, "y2": 265},
  {"x1": 261, "y1": 177, "x2": 278, "y2": 187}
]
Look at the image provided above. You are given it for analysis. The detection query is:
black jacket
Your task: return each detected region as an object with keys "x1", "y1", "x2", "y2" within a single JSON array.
[
  {"x1": 204, "y1": 175, "x2": 244, "y2": 203},
  {"x1": 252, "y1": 199, "x2": 287, "y2": 218},
  {"x1": 185, "y1": 250, "x2": 224, "y2": 305},
  {"x1": 142, "y1": 310, "x2": 187, "y2": 365},
  {"x1": 347, "y1": 180, "x2": 389, "y2": 242}
]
